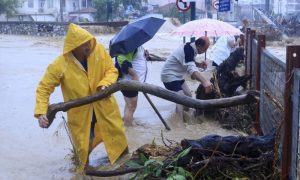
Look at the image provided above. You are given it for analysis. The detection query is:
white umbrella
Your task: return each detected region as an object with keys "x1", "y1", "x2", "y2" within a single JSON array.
[{"x1": 172, "y1": 18, "x2": 243, "y2": 37}]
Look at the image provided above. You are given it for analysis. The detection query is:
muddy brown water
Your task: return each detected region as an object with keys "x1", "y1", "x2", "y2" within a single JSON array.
[
  {"x1": 68, "y1": 109, "x2": 243, "y2": 179},
  {"x1": 68, "y1": 63, "x2": 244, "y2": 179},
  {"x1": 0, "y1": 35, "x2": 248, "y2": 179}
]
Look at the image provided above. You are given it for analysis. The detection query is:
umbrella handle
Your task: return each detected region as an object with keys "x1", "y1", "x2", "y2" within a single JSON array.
[{"x1": 205, "y1": 31, "x2": 207, "y2": 61}]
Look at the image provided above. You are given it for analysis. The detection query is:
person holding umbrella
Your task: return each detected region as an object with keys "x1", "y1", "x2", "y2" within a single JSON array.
[
  {"x1": 161, "y1": 36, "x2": 213, "y2": 120},
  {"x1": 34, "y1": 23, "x2": 128, "y2": 171},
  {"x1": 116, "y1": 46, "x2": 149, "y2": 126},
  {"x1": 109, "y1": 16, "x2": 166, "y2": 126}
]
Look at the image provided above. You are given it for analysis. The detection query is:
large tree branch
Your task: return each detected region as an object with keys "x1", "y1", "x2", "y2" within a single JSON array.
[
  {"x1": 85, "y1": 167, "x2": 141, "y2": 177},
  {"x1": 46, "y1": 80, "x2": 259, "y2": 128}
]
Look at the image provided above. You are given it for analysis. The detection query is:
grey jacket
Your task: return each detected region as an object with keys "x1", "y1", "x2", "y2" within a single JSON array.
[{"x1": 161, "y1": 42, "x2": 199, "y2": 83}]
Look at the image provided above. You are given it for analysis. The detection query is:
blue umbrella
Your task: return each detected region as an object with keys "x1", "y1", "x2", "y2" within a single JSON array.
[{"x1": 109, "y1": 16, "x2": 166, "y2": 57}]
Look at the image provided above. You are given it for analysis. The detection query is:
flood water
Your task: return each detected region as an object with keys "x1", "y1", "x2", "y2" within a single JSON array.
[{"x1": 0, "y1": 34, "x2": 242, "y2": 180}]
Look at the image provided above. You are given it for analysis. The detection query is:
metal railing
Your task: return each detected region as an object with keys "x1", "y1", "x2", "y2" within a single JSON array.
[{"x1": 245, "y1": 28, "x2": 300, "y2": 179}]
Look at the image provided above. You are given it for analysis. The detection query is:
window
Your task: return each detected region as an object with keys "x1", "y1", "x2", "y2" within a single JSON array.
[
  {"x1": 87, "y1": 0, "x2": 92, "y2": 7},
  {"x1": 61, "y1": 0, "x2": 66, "y2": 8},
  {"x1": 82, "y1": 0, "x2": 87, "y2": 8},
  {"x1": 47, "y1": 0, "x2": 53, "y2": 8},
  {"x1": 28, "y1": 0, "x2": 34, "y2": 8},
  {"x1": 39, "y1": 0, "x2": 45, "y2": 8},
  {"x1": 38, "y1": 0, "x2": 45, "y2": 12}
]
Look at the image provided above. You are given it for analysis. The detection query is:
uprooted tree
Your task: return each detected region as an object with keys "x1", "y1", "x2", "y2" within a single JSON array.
[{"x1": 85, "y1": 129, "x2": 280, "y2": 179}]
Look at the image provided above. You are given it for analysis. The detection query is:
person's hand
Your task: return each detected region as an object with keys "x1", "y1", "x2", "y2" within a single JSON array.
[
  {"x1": 202, "y1": 81, "x2": 213, "y2": 93},
  {"x1": 37, "y1": 114, "x2": 49, "y2": 128},
  {"x1": 236, "y1": 38, "x2": 241, "y2": 45},
  {"x1": 97, "y1": 85, "x2": 111, "y2": 99},
  {"x1": 196, "y1": 61, "x2": 208, "y2": 70},
  {"x1": 132, "y1": 75, "x2": 139, "y2": 81},
  {"x1": 98, "y1": 85, "x2": 107, "y2": 91}
]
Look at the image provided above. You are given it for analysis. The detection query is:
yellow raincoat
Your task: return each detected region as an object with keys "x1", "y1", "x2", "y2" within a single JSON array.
[{"x1": 34, "y1": 23, "x2": 128, "y2": 171}]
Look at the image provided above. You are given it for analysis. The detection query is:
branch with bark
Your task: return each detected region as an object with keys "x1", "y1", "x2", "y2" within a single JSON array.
[
  {"x1": 46, "y1": 80, "x2": 260, "y2": 128},
  {"x1": 85, "y1": 131, "x2": 278, "y2": 178},
  {"x1": 147, "y1": 53, "x2": 166, "y2": 61},
  {"x1": 85, "y1": 167, "x2": 141, "y2": 177}
]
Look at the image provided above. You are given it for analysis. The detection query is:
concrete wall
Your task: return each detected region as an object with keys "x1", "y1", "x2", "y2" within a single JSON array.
[
  {"x1": 0, "y1": 21, "x2": 120, "y2": 36},
  {"x1": 0, "y1": 22, "x2": 68, "y2": 36}
]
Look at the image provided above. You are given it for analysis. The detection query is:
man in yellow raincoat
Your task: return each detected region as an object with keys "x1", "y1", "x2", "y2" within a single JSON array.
[{"x1": 34, "y1": 23, "x2": 128, "y2": 171}]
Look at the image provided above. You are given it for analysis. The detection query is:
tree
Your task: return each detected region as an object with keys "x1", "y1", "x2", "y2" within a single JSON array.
[
  {"x1": 0, "y1": 0, "x2": 22, "y2": 18},
  {"x1": 93, "y1": 0, "x2": 106, "y2": 21},
  {"x1": 93, "y1": 0, "x2": 143, "y2": 22},
  {"x1": 93, "y1": 0, "x2": 122, "y2": 21},
  {"x1": 123, "y1": 0, "x2": 141, "y2": 10}
]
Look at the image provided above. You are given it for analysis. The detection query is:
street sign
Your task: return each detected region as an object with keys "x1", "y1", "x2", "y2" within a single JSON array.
[
  {"x1": 176, "y1": 0, "x2": 191, "y2": 12},
  {"x1": 218, "y1": 0, "x2": 230, "y2": 12},
  {"x1": 212, "y1": 0, "x2": 219, "y2": 10}
]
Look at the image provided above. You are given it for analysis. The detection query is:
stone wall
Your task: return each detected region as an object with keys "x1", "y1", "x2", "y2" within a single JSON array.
[
  {"x1": 0, "y1": 21, "x2": 127, "y2": 37},
  {"x1": 0, "y1": 22, "x2": 68, "y2": 36}
]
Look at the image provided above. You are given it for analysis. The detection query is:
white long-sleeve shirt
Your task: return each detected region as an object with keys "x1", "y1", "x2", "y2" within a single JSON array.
[
  {"x1": 161, "y1": 42, "x2": 199, "y2": 83},
  {"x1": 209, "y1": 35, "x2": 236, "y2": 65}
]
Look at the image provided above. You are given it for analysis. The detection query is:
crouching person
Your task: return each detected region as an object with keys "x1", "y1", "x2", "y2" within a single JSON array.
[
  {"x1": 34, "y1": 23, "x2": 128, "y2": 171},
  {"x1": 161, "y1": 37, "x2": 213, "y2": 121}
]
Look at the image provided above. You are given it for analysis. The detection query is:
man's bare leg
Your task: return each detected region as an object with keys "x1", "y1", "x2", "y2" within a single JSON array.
[
  {"x1": 181, "y1": 82, "x2": 192, "y2": 111},
  {"x1": 123, "y1": 96, "x2": 138, "y2": 126},
  {"x1": 176, "y1": 90, "x2": 185, "y2": 120}
]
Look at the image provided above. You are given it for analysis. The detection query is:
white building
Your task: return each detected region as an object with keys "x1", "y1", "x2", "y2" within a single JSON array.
[
  {"x1": 273, "y1": 0, "x2": 300, "y2": 15},
  {"x1": 1, "y1": 0, "x2": 95, "y2": 22},
  {"x1": 239, "y1": 0, "x2": 300, "y2": 16}
]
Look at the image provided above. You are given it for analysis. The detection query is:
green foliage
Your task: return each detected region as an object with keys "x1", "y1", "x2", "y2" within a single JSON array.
[
  {"x1": 0, "y1": 0, "x2": 23, "y2": 17},
  {"x1": 122, "y1": 0, "x2": 141, "y2": 10},
  {"x1": 93, "y1": 0, "x2": 124, "y2": 21},
  {"x1": 126, "y1": 147, "x2": 193, "y2": 179},
  {"x1": 167, "y1": 174, "x2": 186, "y2": 180},
  {"x1": 166, "y1": 147, "x2": 193, "y2": 180},
  {"x1": 167, "y1": 167, "x2": 193, "y2": 180},
  {"x1": 139, "y1": 153, "x2": 148, "y2": 163},
  {"x1": 125, "y1": 160, "x2": 143, "y2": 169},
  {"x1": 92, "y1": 0, "x2": 107, "y2": 21},
  {"x1": 174, "y1": 147, "x2": 191, "y2": 160},
  {"x1": 92, "y1": 0, "x2": 143, "y2": 22},
  {"x1": 126, "y1": 154, "x2": 163, "y2": 180}
]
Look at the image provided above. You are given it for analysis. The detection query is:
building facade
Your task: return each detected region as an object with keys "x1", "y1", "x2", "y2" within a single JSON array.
[
  {"x1": 2, "y1": 0, "x2": 94, "y2": 22},
  {"x1": 273, "y1": 0, "x2": 300, "y2": 15}
]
